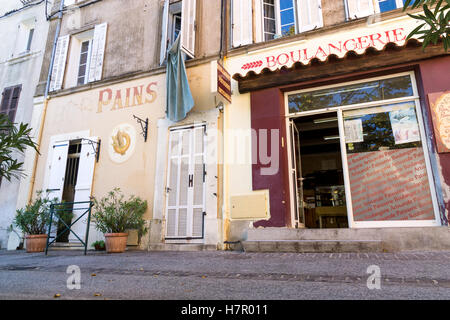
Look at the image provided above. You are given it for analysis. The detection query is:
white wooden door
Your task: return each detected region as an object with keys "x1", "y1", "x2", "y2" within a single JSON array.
[
  {"x1": 44, "y1": 142, "x2": 69, "y2": 240},
  {"x1": 45, "y1": 142, "x2": 69, "y2": 202},
  {"x1": 289, "y1": 121, "x2": 304, "y2": 227},
  {"x1": 165, "y1": 125, "x2": 206, "y2": 240}
]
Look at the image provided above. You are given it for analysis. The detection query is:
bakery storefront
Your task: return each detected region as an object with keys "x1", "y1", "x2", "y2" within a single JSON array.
[{"x1": 225, "y1": 15, "x2": 449, "y2": 240}]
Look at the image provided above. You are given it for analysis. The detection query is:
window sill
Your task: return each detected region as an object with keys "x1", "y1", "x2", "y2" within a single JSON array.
[{"x1": 4, "y1": 50, "x2": 40, "y2": 65}]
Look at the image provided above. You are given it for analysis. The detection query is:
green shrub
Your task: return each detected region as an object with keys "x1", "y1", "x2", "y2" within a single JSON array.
[
  {"x1": 91, "y1": 240, "x2": 105, "y2": 250},
  {"x1": 92, "y1": 188, "x2": 148, "y2": 241},
  {"x1": 14, "y1": 191, "x2": 58, "y2": 235}
]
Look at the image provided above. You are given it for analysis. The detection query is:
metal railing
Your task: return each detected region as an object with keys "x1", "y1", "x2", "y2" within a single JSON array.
[{"x1": 45, "y1": 201, "x2": 94, "y2": 255}]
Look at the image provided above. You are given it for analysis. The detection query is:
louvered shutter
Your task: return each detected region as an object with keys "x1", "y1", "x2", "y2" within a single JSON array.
[
  {"x1": 166, "y1": 129, "x2": 182, "y2": 238},
  {"x1": 191, "y1": 126, "x2": 205, "y2": 238},
  {"x1": 70, "y1": 138, "x2": 97, "y2": 244},
  {"x1": 232, "y1": 0, "x2": 253, "y2": 47},
  {"x1": 346, "y1": 0, "x2": 375, "y2": 19},
  {"x1": 297, "y1": 0, "x2": 323, "y2": 33},
  {"x1": 88, "y1": 23, "x2": 107, "y2": 83},
  {"x1": 160, "y1": 0, "x2": 170, "y2": 65},
  {"x1": 0, "y1": 85, "x2": 21, "y2": 123},
  {"x1": 49, "y1": 35, "x2": 70, "y2": 92},
  {"x1": 165, "y1": 126, "x2": 206, "y2": 239},
  {"x1": 180, "y1": 0, "x2": 196, "y2": 58}
]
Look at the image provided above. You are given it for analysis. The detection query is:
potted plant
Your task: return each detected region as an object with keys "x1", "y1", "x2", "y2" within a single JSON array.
[
  {"x1": 91, "y1": 240, "x2": 106, "y2": 251},
  {"x1": 13, "y1": 191, "x2": 57, "y2": 253},
  {"x1": 92, "y1": 188, "x2": 148, "y2": 253}
]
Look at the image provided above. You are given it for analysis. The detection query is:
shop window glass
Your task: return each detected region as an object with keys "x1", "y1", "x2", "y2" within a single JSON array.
[
  {"x1": 343, "y1": 102, "x2": 435, "y2": 222},
  {"x1": 288, "y1": 75, "x2": 414, "y2": 113}
]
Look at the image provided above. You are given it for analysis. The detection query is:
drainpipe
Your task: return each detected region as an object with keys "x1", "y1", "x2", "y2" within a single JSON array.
[
  {"x1": 27, "y1": 0, "x2": 65, "y2": 203},
  {"x1": 219, "y1": 0, "x2": 232, "y2": 250}
]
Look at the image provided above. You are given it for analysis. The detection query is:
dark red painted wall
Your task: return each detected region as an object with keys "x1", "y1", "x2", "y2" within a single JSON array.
[
  {"x1": 250, "y1": 55, "x2": 450, "y2": 228},
  {"x1": 251, "y1": 88, "x2": 290, "y2": 228},
  {"x1": 418, "y1": 55, "x2": 450, "y2": 223}
]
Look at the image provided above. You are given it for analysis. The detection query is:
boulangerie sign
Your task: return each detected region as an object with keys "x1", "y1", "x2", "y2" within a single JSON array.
[{"x1": 229, "y1": 15, "x2": 423, "y2": 77}]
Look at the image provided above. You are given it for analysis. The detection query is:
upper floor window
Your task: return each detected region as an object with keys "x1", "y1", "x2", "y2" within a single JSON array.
[
  {"x1": 77, "y1": 39, "x2": 93, "y2": 86},
  {"x1": 346, "y1": 0, "x2": 407, "y2": 19},
  {"x1": 232, "y1": 0, "x2": 323, "y2": 48},
  {"x1": 49, "y1": 23, "x2": 107, "y2": 92},
  {"x1": 14, "y1": 18, "x2": 36, "y2": 56},
  {"x1": 263, "y1": 0, "x2": 297, "y2": 40},
  {"x1": 0, "y1": 85, "x2": 22, "y2": 123},
  {"x1": 377, "y1": 0, "x2": 407, "y2": 12},
  {"x1": 26, "y1": 28, "x2": 35, "y2": 52},
  {"x1": 160, "y1": 0, "x2": 197, "y2": 65}
]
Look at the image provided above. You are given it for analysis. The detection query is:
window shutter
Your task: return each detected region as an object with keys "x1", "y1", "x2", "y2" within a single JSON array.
[
  {"x1": 181, "y1": 0, "x2": 196, "y2": 58},
  {"x1": 297, "y1": 0, "x2": 323, "y2": 33},
  {"x1": 232, "y1": 0, "x2": 253, "y2": 47},
  {"x1": 49, "y1": 35, "x2": 70, "y2": 92},
  {"x1": 88, "y1": 23, "x2": 108, "y2": 83},
  {"x1": 7, "y1": 86, "x2": 21, "y2": 122},
  {"x1": 254, "y1": 0, "x2": 263, "y2": 43},
  {"x1": 346, "y1": 0, "x2": 375, "y2": 19},
  {"x1": 71, "y1": 137, "x2": 98, "y2": 244},
  {"x1": 160, "y1": 0, "x2": 170, "y2": 65},
  {"x1": 165, "y1": 126, "x2": 206, "y2": 239},
  {"x1": 45, "y1": 142, "x2": 69, "y2": 201},
  {"x1": 0, "y1": 88, "x2": 12, "y2": 114}
]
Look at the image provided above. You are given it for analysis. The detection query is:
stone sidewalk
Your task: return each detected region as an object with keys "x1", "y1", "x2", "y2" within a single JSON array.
[{"x1": 0, "y1": 249, "x2": 449, "y2": 300}]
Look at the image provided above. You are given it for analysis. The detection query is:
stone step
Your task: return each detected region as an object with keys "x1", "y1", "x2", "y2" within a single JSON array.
[
  {"x1": 245, "y1": 227, "x2": 450, "y2": 252},
  {"x1": 148, "y1": 244, "x2": 217, "y2": 252},
  {"x1": 242, "y1": 239, "x2": 384, "y2": 253},
  {"x1": 49, "y1": 242, "x2": 86, "y2": 250}
]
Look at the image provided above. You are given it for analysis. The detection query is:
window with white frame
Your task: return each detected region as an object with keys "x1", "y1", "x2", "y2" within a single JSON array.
[
  {"x1": 15, "y1": 18, "x2": 36, "y2": 55},
  {"x1": 346, "y1": 0, "x2": 407, "y2": 19},
  {"x1": 77, "y1": 39, "x2": 92, "y2": 85},
  {"x1": 160, "y1": 0, "x2": 197, "y2": 65},
  {"x1": 49, "y1": 23, "x2": 107, "y2": 92},
  {"x1": 232, "y1": 0, "x2": 323, "y2": 47}
]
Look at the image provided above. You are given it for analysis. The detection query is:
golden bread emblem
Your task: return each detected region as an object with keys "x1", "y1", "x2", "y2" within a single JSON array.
[{"x1": 112, "y1": 130, "x2": 131, "y2": 155}]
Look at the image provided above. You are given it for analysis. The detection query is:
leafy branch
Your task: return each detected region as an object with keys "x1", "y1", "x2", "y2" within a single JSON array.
[
  {"x1": 403, "y1": 0, "x2": 450, "y2": 51},
  {"x1": 0, "y1": 114, "x2": 39, "y2": 182}
]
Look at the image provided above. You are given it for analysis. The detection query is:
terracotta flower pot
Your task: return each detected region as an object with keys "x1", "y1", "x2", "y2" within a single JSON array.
[
  {"x1": 104, "y1": 233, "x2": 128, "y2": 253},
  {"x1": 25, "y1": 234, "x2": 48, "y2": 253}
]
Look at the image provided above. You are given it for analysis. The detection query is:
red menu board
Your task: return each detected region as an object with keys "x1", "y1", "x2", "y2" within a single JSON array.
[{"x1": 348, "y1": 147, "x2": 435, "y2": 221}]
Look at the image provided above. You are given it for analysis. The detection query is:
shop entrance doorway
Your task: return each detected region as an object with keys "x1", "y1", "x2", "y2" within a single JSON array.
[
  {"x1": 286, "y1": 72, "x2": 441, "y2": 229},
  {"x1": 289, "y1": 112, "x2": 348, "y2": 229}
]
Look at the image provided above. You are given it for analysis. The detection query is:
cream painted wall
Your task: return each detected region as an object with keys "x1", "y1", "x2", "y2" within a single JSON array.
[
  {"x1": 32, "y1": 74, "x2": 167, "y2": 225},
  {"x1": 32, "y1": 62, "x2": 223, "y2": 248}
]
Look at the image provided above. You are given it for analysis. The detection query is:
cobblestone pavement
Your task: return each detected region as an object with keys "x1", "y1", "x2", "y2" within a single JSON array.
[{"x1": 0, "y1": 249, "x2": 449, "y2": 300}]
